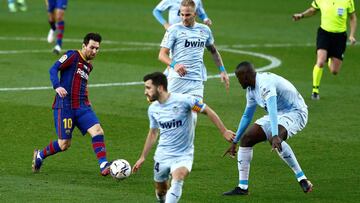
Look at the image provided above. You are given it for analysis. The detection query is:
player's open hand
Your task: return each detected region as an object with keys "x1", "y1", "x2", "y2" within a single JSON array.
[
  {"x1": 55, "y1": 87, "x2": 68, "y2": 98},
  {"x1": 271, "y1": 135, "x2": 282, "y2": 152},
  {"x1": 349, "y1": 36, "x2": 356, "y2": 45},
  {"x1": 174, "y1": 64, "x2": 187, "y2": 77},
  {"x1": 222, "y1": 129, "x2": 235, "y2": 142},
  {"x1": 223, "y1": 142, "x2": 237, "y2": 158},
  {"x1": 132, "y1": 157, "x2": 145, "y2": 174},
  {"x1": 220, "y1": 71, "x2": 230, "y2": 91}
]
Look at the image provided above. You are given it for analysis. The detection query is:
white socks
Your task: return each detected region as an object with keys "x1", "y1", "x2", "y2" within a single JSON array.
[
  {"x1": 165, "y1": 179, "x2": 184, "y2": 203},
  {"x1": 277, "y1": 141, "x2": 306, "y2": 181},
  {"x1": 237, "y1": 147, "x2": 253, "y2": 190}
]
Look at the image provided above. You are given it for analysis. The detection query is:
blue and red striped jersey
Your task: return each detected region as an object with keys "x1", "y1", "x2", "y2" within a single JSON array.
[{"x1": 49, "y1": 50, "x2": 93, "y2": 109}]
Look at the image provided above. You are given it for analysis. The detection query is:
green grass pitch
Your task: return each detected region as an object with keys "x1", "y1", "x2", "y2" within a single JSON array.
[{"x1": 0, "y1": 0, "x2": 359, "y2": 202}]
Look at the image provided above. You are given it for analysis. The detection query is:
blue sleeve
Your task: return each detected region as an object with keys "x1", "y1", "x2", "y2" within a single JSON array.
[
  {"x1": 266, "y1": 96, "x2": 278, "y2": 137},
  {"x1": 152, "y1": 8, "x2": 167, "y2": 25},
  {"x1": 49, "y1": 62, "x2": 61, "y2": 89},
  {"x1": 233, "y1": 104, "x2": 256, "y2": 143},
  {"x1": 197, "y1": 7, "x2": 208, "y2": 21}
]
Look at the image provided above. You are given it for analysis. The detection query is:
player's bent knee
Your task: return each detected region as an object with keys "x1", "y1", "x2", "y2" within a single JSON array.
[
  {"x1": 58, "y1": 139, "x2": 71, "y2": 151},
  {"x1": 172, "y1": 167, "x2": 189, "y2": 180},
  {"x1": 88, "y1": 124, "x2": 104, "y2": 136},
  {"x1": 239, "y1": 134, "x2": 252, "y2": 147}
]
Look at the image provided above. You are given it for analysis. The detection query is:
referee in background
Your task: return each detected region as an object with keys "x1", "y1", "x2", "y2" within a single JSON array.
[{"x1": 293, "y1": 0, "x2": 357, "y2": 100}]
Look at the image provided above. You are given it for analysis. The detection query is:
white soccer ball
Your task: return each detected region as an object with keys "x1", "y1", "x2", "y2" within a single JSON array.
[{"x1": 110, "y1": 159, "x2": 132, "y2": 180}]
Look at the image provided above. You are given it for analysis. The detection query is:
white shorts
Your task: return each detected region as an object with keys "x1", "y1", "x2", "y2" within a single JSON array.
[
  {"x1": 153, "y1": 156, "x2": 193, "y2": 182},
  {"x1": 168, "y1": 78, "x2": 204, "y2": 99},
  {"x1": 255, "y1": 109, "x2": 308, "y2": 140}
]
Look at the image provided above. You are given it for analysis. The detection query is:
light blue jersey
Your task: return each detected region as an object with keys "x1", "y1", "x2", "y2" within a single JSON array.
[
  {"x1": 148, "y1": 93, "x2": 206, "y2": 161},
  {"x1": 247, "y1": 72, "x2": 307, "y2": 113},
  {"x1": 154, "y1": 0, "x2": 208, "y2": 25},
  {"x1": 160, "y1": 22, "x2": 214, "y2": 81}
]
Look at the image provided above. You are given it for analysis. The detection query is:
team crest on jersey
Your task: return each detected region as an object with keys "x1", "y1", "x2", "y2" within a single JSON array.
[
  {"x1": 337, "y1": 8, "x2": 344, "y2": 16},
  {"x1": 172, "y1": 106, "x2": 179, "y2": 113},
  {"x1": 58, "y1": 54, "x2": 68, "y2": 63}
]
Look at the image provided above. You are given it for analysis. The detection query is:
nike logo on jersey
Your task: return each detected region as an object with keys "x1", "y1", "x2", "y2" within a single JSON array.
[{"x1": 184, "y1": 39, "x2": 205, "y2": 48}]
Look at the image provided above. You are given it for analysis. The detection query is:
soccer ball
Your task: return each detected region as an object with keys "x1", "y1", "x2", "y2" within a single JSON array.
[{"x1": 110, "y1": 159, "x2": 132, "y2": 180}]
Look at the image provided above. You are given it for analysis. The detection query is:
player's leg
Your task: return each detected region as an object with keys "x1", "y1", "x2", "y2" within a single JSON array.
[
  {"x1": 223, "y1": 124, "x2": 266, "y2": 195},
  {"x1": 46, "y1": 0, "x2": 56, "y2": 43},
  {"x1": 328, "y1": 32, "x2": 346, "y2": 75},
  {"x1": 16, "y1": 0, "x2": 27, "y2": 11},
  {"x1": 53, "y1": 0, "x2": 68, "y2": 54},
  {"x1": 8, "y1": 0, "x2": 17, "y2": 12},
  {"x1": 312, "y1": 49, "x2": 327, "y2": 100},
  {"x1": 32, "y1": 108, "x2": 74, "y2": 173},
  {"x1": 53, "y1": 8, "x2": 65, "y2": 54},
  {"x1": 87, "y1": 124, "x2": 111, "y2": 175},
  {"x1": 312, "y1": 27, "x2": 331, "y2": 100},
  {"x1": 271, "y1": 111, "x2": 313, "y2": 193},
  {"x1": 166, "y1": 158, "x2": 192, "y2": 203},
  {"x1": 154, "y1": 160, "x2": 171, "y2": 202},
  {"x1": 155, "y1": 181, "x2": 168, "y2": 203},
  {"x1": 76, "y1": 107, "x2": 110, "y2": 175},
  {"x1": 328, "y1": 57, "x2": 343, "y2": 75}
]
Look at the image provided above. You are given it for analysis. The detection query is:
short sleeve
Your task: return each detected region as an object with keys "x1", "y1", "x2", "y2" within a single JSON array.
[
  {"x1": 160, "y1": 27, "x2": 176, "y2": 49},
  {"x1": 148, "y1": 108, "x2": 159, "y2": 129}
]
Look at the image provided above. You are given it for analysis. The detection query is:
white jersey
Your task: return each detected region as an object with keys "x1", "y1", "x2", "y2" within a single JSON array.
[
  {"x1": 160, "y1": 22, "x2": 214, "y2": 81},
  {"x1": 148, "y1": 93, "x2": 206, "y2": 160},
  {"x1": 155, "y1": 0, "x2": 206, "y2": 25},
  {"x1": 246, "y1": 72, "x2": 307, "y2": 113}
]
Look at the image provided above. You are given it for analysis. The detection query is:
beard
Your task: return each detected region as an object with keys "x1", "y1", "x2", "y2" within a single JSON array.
[{"x1": 147, "y1": 91, "x2": 159, "y2": 102}]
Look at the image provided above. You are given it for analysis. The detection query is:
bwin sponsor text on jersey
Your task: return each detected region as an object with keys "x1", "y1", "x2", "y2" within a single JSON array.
[
  {"x1": 184, "y1": 39, "x2": 205, "y2": 48},
  {"x1": 159, "y1": 119, "x2": 183, "y2": 129}
]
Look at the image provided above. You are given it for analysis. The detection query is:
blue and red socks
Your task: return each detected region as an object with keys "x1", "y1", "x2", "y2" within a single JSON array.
[
  {"x1": 56, "y1": 21, "x2": 65, "y2": 47},
  {"x1": 39, "y1": 140, "x2": 62, "y2": 160},
  {"x1": 91, "y1": 135, "x2": 108, "y2": 169}
]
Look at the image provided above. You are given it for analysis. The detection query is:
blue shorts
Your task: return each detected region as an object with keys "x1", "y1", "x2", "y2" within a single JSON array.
[
  {"x1": 47, "y1": 0, "x2": 68, "y2": 12},
  {"x1": 53, "y1": 106, "x2": 99, "y2": 139}
]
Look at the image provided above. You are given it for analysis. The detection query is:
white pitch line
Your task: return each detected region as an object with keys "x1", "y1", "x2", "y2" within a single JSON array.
[
  {"x1": 0, "y1": 47, "x2": 281, "y2": 91},
  {"x1": 0, "y1": 37, "x2": 282, "y2": 92},
  {"x1": 0, "y1": 47, "x2": 156, "y2": 55},
  {"x1": 4, "y1": 35, "x2": 358, "y2": 48}
]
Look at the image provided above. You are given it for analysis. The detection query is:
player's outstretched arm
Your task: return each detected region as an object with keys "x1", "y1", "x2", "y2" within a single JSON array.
[
  {"x1": 132, "y1": 128, "x2": 159, "y2": 173},
  {"x1": 292, "y1": 7, "x2": 317, "y2": 21},
  {"x1": 202, "y1": 105, "x2": 235, "y2": 142},
  {"x1": 206, "y1": 44, "x2": 229, "y2": 90}
]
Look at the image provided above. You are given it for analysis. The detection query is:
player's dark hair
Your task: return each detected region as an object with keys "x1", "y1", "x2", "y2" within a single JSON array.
[
  {"x1": 235, "y1": 61, "x2": 255, "y2": 74},
  {"x1": 83, "y1": 33, "x2": 102, "y2": 45},
  {"x1": 143, "y1": 72, "x2": 168, "y2": 91}
]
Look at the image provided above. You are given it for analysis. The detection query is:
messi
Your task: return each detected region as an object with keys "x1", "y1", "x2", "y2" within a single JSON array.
[{"x1": 184, "y1": 39, "x2": 205, "y2": 48}]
